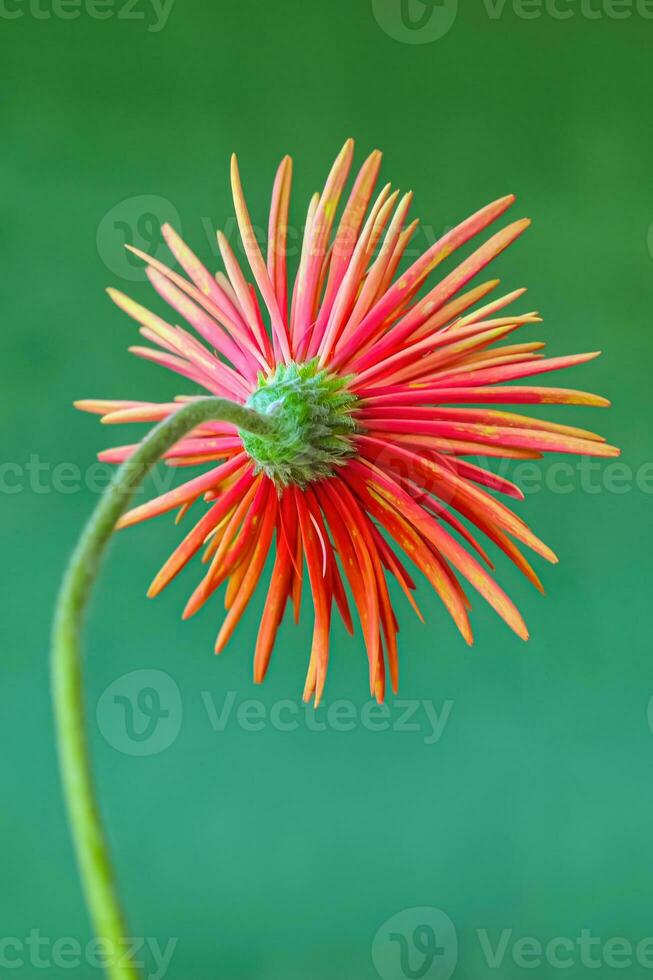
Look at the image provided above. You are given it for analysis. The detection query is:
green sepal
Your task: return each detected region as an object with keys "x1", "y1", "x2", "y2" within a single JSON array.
[{"x1": 240, "y1": 359, "x2": 358, "y2": 488}]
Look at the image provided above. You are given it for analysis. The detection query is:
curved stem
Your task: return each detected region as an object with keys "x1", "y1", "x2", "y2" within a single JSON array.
[{"x1": 51, "y1": 398, "x2": 275, "y2": 980}]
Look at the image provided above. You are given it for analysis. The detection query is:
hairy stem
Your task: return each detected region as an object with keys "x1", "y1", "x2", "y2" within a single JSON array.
[{"x1": 51, "y1": 398, "x2": 275, "y2": 980}]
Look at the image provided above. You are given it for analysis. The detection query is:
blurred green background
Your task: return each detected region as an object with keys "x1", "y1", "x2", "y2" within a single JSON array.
[{"x1": 2, "y1": 1, "x2": 652, "y2": 977}]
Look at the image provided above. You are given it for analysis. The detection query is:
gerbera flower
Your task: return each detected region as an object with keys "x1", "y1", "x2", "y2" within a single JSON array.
[{"x1": 76, "y1": 139, "x2": 618, "y2": 705}]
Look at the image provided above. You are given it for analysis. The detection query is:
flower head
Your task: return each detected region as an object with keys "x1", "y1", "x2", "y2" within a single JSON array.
[
  {"x1": 241, "y1": 359, "x2": 358, "y2": 486},
  {"x1": 77, "y1": 140, "x2": 618, "y2": 704}
]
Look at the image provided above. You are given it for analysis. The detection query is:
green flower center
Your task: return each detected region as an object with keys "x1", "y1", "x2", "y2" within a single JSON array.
[{"x1": 240, "y1": 359, "x2": 358, "y2": 487}]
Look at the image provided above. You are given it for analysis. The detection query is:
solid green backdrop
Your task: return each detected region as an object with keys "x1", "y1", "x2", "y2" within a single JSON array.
[{"x1": 2, "y1": 1, "x2": 652, "y2": 977}]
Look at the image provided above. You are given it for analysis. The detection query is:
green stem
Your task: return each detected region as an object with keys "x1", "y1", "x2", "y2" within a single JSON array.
[{"x1": 51, "y1": 398, "x2": 275, "y2": 980}]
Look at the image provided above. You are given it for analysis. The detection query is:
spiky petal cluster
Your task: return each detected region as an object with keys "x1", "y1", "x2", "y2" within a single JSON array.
[{"x1": 76, "y1": 139, "x2": 618, "y2": 705}]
